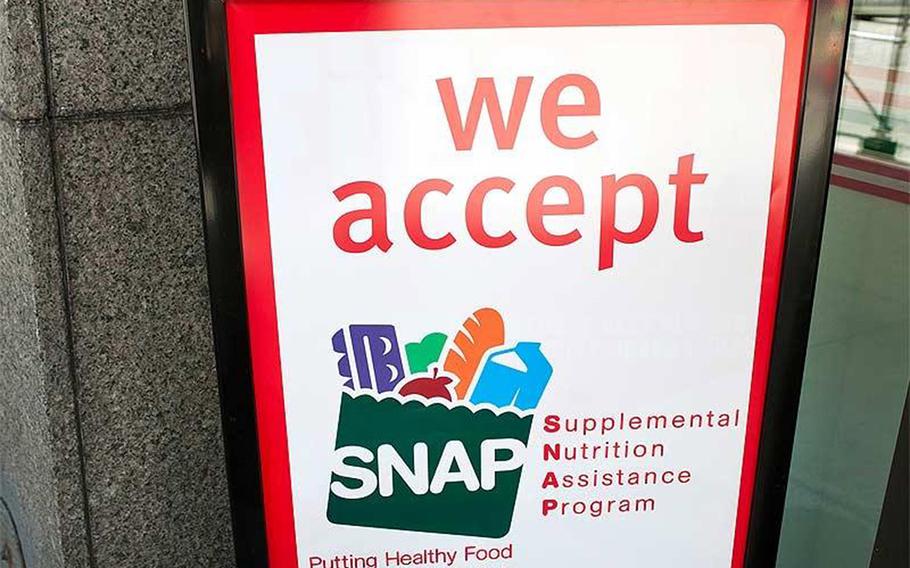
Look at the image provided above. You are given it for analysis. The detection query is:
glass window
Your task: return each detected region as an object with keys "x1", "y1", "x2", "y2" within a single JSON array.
[{"x1": 777, "y1": 1, "x2": 910, "y2": 566}]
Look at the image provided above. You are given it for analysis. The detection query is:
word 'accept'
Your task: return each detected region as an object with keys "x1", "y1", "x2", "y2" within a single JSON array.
[{"x1": 331, "y1": 74, "x2": 711, "y2": 271}]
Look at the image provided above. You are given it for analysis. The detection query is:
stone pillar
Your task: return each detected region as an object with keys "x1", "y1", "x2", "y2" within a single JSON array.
[{"x1": 0, "y1": 1, "x2": 235, "y2": 566}]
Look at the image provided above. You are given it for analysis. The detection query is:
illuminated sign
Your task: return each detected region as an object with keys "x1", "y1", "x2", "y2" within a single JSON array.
[{"x1": 186, "y1": 1, "x2": 847, "y2": 566}]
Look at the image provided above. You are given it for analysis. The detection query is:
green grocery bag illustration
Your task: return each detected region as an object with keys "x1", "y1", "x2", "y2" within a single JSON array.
[{"x1": 327, "y1": 308, "x2": 552, "y2": 538}]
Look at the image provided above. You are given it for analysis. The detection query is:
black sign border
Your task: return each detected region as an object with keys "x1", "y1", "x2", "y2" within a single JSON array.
[{"x1": 184, "y1": 1, "x2": 852, "y2": 565}]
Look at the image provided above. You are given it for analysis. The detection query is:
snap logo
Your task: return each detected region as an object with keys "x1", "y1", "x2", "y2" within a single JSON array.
[{"x1": 327, "y1": 308, "x2": 553, "y2": 538}]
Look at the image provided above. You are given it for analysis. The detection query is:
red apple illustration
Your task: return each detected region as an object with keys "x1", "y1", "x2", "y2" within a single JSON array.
[{"x1": 398, "y1": 367, "x2": 454, "y2": 401}]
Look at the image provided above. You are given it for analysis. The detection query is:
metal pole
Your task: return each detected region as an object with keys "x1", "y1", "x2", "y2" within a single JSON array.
[{"x1": 876, "y1": 0, "x2": 909, "y2": 138}]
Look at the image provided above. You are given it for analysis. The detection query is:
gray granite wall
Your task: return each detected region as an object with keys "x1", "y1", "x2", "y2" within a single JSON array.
[{"x1": 0, "y1": 1, "x2": 235, "y2": 566}]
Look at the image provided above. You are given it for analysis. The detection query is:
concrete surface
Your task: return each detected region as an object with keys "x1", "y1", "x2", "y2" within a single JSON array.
[{"x1": 0, "y1": 1, "x2": 234, "y2": 566}]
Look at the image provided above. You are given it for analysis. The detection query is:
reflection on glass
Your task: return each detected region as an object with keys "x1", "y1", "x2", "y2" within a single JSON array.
[{"x1": 777, "y1": 1, "x2": 910, "y2": 567}]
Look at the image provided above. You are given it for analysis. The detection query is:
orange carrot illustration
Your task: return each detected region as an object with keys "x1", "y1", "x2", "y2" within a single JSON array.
[{"x1": 444, "y1": 308, "x2": 505, "y2": 400}]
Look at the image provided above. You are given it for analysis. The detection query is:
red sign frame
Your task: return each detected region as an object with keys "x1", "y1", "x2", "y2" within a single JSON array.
[{"x1": 185, "y1": 1, "x2": 849, "y2": 566}]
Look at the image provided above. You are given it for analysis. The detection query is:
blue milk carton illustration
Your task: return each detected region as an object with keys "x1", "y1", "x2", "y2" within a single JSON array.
[{"x1": 469, "y1": 342, "x2": 552, "y2": 410}]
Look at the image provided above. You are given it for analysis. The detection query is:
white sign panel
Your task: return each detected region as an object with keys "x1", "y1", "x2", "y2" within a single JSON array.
[{"x1": 249, "y1": 23, "x2": 785, "y2": 568}]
